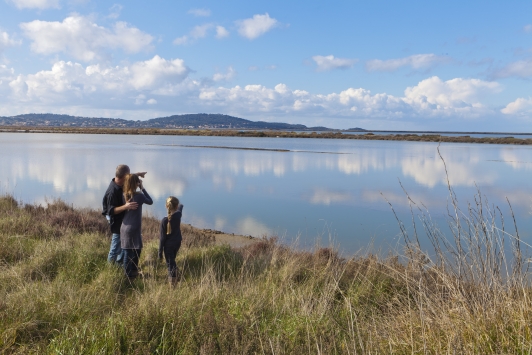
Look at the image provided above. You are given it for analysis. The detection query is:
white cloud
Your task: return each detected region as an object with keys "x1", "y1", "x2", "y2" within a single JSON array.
[
  {"x1": 403, "y1": 76, "x2": 501, "y2": 117},
  {"x1": 173, "y1": 23, "x2": 214, "y2": 45},
  {"x1": 366, "y1": 54, "x2": 451, "y2": 72},
  {"x1": 173, "y1": 36, "x2": 188, "y2": 45},
  {"x1": 0, "y1": 32, "x2": 21, "y2": 52},
  {"x1": 312, "y1": 55, "x2": 357, "y2": 72},
  {"x1": 108, "y1": 4, "x2": 123, "y2": 19},
  {"x1": 20, "y1": 14, "x2": 153, "y2": 61},
  {"x1": 188, "y1": 8, "x2": 211, "y2": 17},
  {"x1": 190, "y1": 23, "x2": 213, "y2": 39},
  {"x1": 490, "y1": 59, "x2": 532, "y2": 79},
  {"x1": 236, "y1": 13, "x2": 278, "y2": 40},
  {"x1": 8, "y1": 0, "x2": 59, "y2": 9},
  {"x1": 215, "y1": 26, "x2": 229, "y2": 39},
  {"x1": 7, "y1": 55, "x2": 190, "y2": 104},
  {"x1": 0, "y1": 60, "x2": 510, "y2": 124},
  {"x1": 524, "y1": 24, "x2": 532, "y2": 33},
  {"x1": 501, "y1": 97, "x2": 532, "y2": 115},
  {"x1": 213, "y1": 66, "x2": 236, "y2": 82},
  {"x1": 198, "y1": 76, "x2": 501, "y2": 119}
]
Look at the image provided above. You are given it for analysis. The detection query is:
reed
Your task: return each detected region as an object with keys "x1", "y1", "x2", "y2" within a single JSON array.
[{"x1": 0, "y1": 185, "x2": 530, "y2": 353}]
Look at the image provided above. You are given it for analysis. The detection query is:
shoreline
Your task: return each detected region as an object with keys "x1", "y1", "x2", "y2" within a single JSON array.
[
  {"x1": 2, "y1": 125, "x2": 532, "y2": 145},
  {"x1": 180, "y1": 223, "x2": 259, "y2": 249}
]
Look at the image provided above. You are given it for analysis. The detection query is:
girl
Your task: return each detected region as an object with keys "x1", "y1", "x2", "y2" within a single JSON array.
[
  {"x1": 120, "y1": 174, "x2": 153, "y2": 279},
  {"x1": 159, "y1": 196, "x2": 184, "y2": 285}
]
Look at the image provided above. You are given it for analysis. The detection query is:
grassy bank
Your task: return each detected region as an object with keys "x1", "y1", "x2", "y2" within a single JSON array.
[
  {"x1": 0, "y1": 194, "x2": 531, "y2": 354},
  {"x1": 2, "y1": 125, "x2": 532, "y2": 145}
]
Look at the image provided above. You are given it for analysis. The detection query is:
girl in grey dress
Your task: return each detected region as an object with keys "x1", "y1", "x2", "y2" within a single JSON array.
[{"x1": 120, "y1": 174, "x2": 153, "y2": 279}]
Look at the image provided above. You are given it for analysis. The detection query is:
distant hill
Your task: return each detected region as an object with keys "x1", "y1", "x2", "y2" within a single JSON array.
[{"x1": 0, "y1": 113, "x2": 334, "y2": 131}]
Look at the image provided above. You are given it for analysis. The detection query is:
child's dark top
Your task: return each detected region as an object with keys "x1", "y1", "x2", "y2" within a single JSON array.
[{"x1": 159, "y1": 204, "x2": 184, "y2": 259}]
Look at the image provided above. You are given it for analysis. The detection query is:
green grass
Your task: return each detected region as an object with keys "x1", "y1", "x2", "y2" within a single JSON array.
[{"x1": 1, "y1": 195, "x2": 531, "y2": 354}]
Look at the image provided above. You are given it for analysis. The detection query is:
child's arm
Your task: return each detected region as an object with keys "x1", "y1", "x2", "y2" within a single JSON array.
[
  {"x1": 140, "y1": 188, "x2": 153, "y2": 205},
  {"x1": 159, "y1": 218, "x2": 166, "y2": 260}
]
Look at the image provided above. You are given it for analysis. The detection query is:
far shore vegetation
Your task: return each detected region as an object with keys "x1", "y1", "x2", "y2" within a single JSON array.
[
  {"x1": 1, "y1": 185, "x2": 531, "y2": 353},
  {"x1": 2, "y1": 125, "x2": 532, "y2": 145}
]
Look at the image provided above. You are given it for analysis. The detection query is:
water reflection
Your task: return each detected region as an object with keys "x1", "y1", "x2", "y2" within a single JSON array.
[{"x1": 2, "y1": 133, "x2": 532, "y2": 253}]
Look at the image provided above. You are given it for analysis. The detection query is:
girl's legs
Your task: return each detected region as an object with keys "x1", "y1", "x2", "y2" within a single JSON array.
[
  {"x1": 163, "y1": 240, "x2": 181, "y2": 282},
  {"x1": 163, "y1": 247, "x2": 177, "y2": 278},
  {"x1": 123, "y1": 248, "x2": 142, "y2": 279}
]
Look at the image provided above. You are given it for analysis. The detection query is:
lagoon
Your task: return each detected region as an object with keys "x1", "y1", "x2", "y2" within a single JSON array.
[{"x1": 2, "y1": 132, "x2": 532, "y2": 254}]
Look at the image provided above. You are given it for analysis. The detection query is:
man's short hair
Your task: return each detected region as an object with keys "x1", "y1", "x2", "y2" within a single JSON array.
[{"x1": 115, "y1": 164, "x2": 130, "y2": 178}]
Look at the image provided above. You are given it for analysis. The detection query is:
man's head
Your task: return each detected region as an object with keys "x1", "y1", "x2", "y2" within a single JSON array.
[{"x1": 115, "y1": 164, "x2": 130, "y2": 186}]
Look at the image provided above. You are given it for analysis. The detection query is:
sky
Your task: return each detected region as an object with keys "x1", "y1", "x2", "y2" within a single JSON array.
[{"x1": 0, "y1": 0, "x2": 531, "y2": 131}]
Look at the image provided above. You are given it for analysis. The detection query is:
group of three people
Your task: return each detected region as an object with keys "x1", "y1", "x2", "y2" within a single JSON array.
[{"x1": 102, "y1": 164, "x2": 183, "y2": 284}]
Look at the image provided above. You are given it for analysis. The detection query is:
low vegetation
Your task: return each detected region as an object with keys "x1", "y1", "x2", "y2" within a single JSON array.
[
  {"x1": 0, "y1": 189, "x2": 531, "y2": 354},
  {"x1": 2, "y1": 125, "x2": 532, "y2": 145}
]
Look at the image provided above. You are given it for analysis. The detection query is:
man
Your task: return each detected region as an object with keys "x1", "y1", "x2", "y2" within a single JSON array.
[{"x1": 102, "y1": 164, "x2": 147, "y2": 264}]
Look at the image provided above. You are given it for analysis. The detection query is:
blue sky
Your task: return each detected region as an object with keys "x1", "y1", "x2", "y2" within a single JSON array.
[{"x1": 0, "y1": 0, "x2": 531, "y2": 130}]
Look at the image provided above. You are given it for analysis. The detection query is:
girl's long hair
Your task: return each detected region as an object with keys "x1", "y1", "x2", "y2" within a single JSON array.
[
  {"x1": 166, "y1": 196, "x2": 180, "y2": 234},
  {"x1": 123, "y1": 174, "x2": 140, "y2": 201}
]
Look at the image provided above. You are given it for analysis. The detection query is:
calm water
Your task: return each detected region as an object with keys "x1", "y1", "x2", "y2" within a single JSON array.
[{"x1": 2, "y1": 132, "x2": 532, "y2": 254}]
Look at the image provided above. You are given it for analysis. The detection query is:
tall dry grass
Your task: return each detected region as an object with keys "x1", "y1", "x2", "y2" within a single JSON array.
[{"x1": 0, "y1": 184, "x2": 531, "y2": 354}]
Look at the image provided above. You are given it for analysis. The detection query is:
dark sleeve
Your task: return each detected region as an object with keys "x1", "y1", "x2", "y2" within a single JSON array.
[
  {"x1": 177, "y1": 204, "x2": 183, "y2": 213},
  {"x1": 141, "y1": 189, "x2": 153, "y2": 205},
  {"x1": 159, "y1": 217, "x2": 167, "y2": 258},
  {"x1": 107, "y1": 191, "x2": 117, "y2": 216}
]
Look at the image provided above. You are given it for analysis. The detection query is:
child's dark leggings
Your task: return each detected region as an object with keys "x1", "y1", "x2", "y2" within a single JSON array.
[
  {"x1": 123, "y1": 248, "x2": 141, "y2": 278},
  {"x1": 163, "y1": 241, "x2": 181, "y2": 278}
]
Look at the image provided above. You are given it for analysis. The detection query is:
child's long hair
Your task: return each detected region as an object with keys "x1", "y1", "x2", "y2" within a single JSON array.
[
  {"x1": 166, "y1": 196, "x2": 180, "y2": 234},
  {"x1": 123, "y1": 174, "x2": 140, "y2": 201}
]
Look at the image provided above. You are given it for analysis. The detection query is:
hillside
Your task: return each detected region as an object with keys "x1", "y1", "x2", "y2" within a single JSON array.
[{"x1": 0, "y1": 113, "x2": 329, "y2": 130}]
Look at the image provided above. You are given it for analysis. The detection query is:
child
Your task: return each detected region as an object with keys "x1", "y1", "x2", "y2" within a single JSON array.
[
  {"x1": 120, "y1": 174, "x2": 153, "y2": 279},
  {"x1": 159, "y1": 196, "x2": 183, "y2": 285}
]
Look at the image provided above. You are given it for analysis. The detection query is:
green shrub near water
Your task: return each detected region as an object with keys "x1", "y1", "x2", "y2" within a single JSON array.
[{"x1": 1, "y1": 195, "x2": 532, "y2": 354}]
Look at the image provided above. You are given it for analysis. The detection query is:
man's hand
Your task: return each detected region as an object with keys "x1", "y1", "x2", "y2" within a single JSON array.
[
  {"x1": 125, "y1": 201, "x2": 139, "y2": 211},
  {"x1": 136, "y1": 172, "x2": 147, "y2": 178}
]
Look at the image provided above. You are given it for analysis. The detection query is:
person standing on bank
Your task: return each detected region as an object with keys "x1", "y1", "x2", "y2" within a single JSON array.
[
  {"x1": 121, "y1": 174, "x2": 153, "y2": 279},
  {"x1": 159, "y1": 196, "x2": 184, "y2": 286},
  {"x1": 102, "y1": 165, "x2": 147, "y2": 265}
]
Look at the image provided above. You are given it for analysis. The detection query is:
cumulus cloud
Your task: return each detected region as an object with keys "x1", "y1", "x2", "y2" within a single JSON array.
[
  {"x1": 8, "y1": 0, "x2": 59, "y2": 9},
  {"x1": 215, "y1": 26, "x2": 229, "y2": 39},
  {"x1": 0, "y1": 32, "x2": 21, "y2": 53},
  {"x1": 198, "y1": 76, "x2": 501, "y2": 119},
  {"x1": 20, "y1": 14, "x2": 153, "y2": 61},
  {"x1": 312, "y1": 55, "x2": 357, "y2": 72},
  {"x1": 501, "y1": 97, "x2": 532, "y2": 115},
  {"x1": 490, "y1": 59, "x2": 532, "y2": 79},
  {"x1": 366, "y1": 54, "x2": 451, "y2": 72},
  {"x1": 188, "y1": 8, "x2": 211, "y2": 17},
  {"x1": 7, "y1": 55, "x2": 190, "y2": 104},
  {"x1": 0, "y1": 59, "x2": 510, "y2": 124},
  {"x1": 174, "y1": 23, "x2": 221, "y2": 45},
  {"x1": 524, "y1": 24, "x2": 532, "y2": 33},
  {"x1": 213, "y1": 66, "x2": 236, "y2": 82},
  {"x1": 236, "y1": 13, "x2": 278, "y2": 40},
  {"x1": 402, "y1": 76, "x2": 501, "y2": 117}
]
